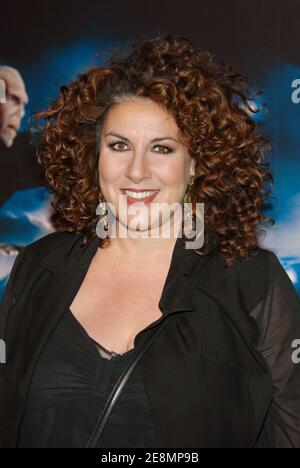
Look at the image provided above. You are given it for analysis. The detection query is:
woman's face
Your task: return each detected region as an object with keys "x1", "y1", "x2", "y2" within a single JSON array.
[{"x1": 98, "y1": 97, "x2": 195, "y2": 237}]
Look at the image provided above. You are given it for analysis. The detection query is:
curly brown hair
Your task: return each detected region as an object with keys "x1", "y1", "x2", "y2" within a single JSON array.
[{"x1": 33, "y1": 33, "x2": 275, "y2": 267}]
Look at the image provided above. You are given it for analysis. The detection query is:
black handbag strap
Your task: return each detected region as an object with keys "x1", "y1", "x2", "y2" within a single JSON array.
[{"x1": 86, "y1": 315, "x2": 170, "y2": 448}]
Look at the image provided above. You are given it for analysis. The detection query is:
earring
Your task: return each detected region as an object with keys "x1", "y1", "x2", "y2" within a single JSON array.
[
  {"x1": 183, "y1": 175, "x2": 196, "y2": 236},
  {"x1": 96, "y1": 191, "x2": 109, "y2": 233}
]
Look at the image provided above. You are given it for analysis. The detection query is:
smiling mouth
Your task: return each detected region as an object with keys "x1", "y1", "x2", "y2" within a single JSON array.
[{"x1": 120, "y1": 189, "x2": 160, "y2": 204}]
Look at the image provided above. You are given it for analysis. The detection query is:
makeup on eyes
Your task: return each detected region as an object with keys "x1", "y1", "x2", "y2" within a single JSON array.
[{"x1": 107, "y1": 139, "x2": 174, "y2": 154}]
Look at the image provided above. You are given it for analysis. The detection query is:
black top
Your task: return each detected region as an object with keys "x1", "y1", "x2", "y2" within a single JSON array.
[
  {"x1": 2, "y1": 231, "x2": 300, "y2": 447},
  {"x1": 17, "y1": 308, "x2": 159, "y2": 448}
]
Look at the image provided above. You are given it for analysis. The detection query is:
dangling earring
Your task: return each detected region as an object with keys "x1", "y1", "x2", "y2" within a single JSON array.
[
  {"x1": 96, "y1": 191, "x2": 109, "y2": 234},
  {"x1": 183, "y1": 175, "x2": 196, "y2": 236}
]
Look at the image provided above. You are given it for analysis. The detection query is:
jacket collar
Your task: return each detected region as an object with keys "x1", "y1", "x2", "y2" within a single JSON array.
[{"x1": 40, "y1": 232, "x2": 216, "y2": 316}]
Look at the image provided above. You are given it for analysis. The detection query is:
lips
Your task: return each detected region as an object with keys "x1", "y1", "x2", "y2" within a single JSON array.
[{"x1": 120, "y1": 189, "x2": 160, "y2": 205}]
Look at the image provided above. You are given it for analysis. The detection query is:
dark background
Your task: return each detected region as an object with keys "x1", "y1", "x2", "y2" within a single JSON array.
[{"x1": 1, "y1": 0, "x2": 299, "y2": 76}]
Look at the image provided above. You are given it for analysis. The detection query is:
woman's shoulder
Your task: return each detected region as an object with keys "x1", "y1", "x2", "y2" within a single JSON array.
[
  {"x1": 21, "y1": 231, "x2": 80, "y2": 259},
  {"x1": 9, "y1": 231, "x2": 81, "y2": 283},
  {"x1": 199, "y1": 245, "x2": 292, "y2": 312},
  {"x1": 1, "y1": 232, "x2": 81, "y2": 307},
  {"x1": 211, "y1": 245, "x2": 282, "y2": 282},
  {"x1": 236, "y1": 246, "x2": 289, "y2": 287},
  {"x1": 210, "y1": 245, "x2": 284, "y2": 282},
  {"x1": 234, "y1": 246, "x2": 299, "y2": 312}
]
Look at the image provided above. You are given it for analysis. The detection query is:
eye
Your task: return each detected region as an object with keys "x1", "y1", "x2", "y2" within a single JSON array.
[
  {"x1": 7, "y1": 94, "x2": 21, "y2": 105},
  {"x1": 107, "y1": 140, "x2": 128, "y2": 152},
  {"x1": 153, "y1": 143, "x2": 174, "y2": 155}
]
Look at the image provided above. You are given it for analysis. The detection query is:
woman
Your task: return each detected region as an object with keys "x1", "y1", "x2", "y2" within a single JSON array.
[{"x1": 0, "y1": 34, "x2": 300, "y2": 448}]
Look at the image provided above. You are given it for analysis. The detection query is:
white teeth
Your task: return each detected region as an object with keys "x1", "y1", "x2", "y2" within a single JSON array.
[{"x1": 123, "y1": 190, "x2": 158, "y2": 199}]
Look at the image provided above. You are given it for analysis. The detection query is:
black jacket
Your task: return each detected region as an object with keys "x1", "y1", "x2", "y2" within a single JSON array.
[{"x1": 0, "y1": 231, "x2": 300, "y2": 448}]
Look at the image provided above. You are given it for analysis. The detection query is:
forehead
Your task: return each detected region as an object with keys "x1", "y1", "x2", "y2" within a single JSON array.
[
  {"x1": 104, "y1": 98, "x2": 179, "y2": 134},
  {"x1": 0, "y1": 70, "x2": 28, "y2": 104}
]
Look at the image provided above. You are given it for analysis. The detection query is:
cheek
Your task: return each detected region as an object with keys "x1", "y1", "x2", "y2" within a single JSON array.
[
  {"x1": 158, "y1": 161, "x2": 189, "y2": 189},
  {"x1": 0, "y1": 105, "x2": 9, "y2": 123},
  {"x1": 98, "y1": 152, "x2": 124, "y2": 183},
  {"x1": 6, "y1": 102, "x2": 16, "y2": 116}
]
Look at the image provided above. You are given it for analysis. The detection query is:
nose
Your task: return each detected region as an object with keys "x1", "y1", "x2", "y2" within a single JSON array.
[{"x1": 125, "y1": 150, "x2": 151, "y2": 184}]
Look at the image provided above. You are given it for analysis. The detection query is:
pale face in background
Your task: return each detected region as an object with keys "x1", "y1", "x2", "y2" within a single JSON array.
[
  {"x1": 0, "y1": 67, "x2": 28, "y2": 148},
  {"x1": 98, "y1": 97, "x2": 195, "y2": 238}
]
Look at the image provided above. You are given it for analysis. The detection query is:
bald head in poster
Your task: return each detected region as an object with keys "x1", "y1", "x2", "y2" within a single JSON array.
[{"x1": 0, "y1": 66, "x2": 28, "y2": 148}]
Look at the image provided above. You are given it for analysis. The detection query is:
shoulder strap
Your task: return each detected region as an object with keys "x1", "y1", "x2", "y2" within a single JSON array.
[{"x1": 86, "y1": 315, "x2": 170, "y2": 448}]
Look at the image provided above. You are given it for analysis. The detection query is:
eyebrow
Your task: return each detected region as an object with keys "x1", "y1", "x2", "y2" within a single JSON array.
[{"x1": 104, "y1": 132, "x2": 181, "y2": 144}]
